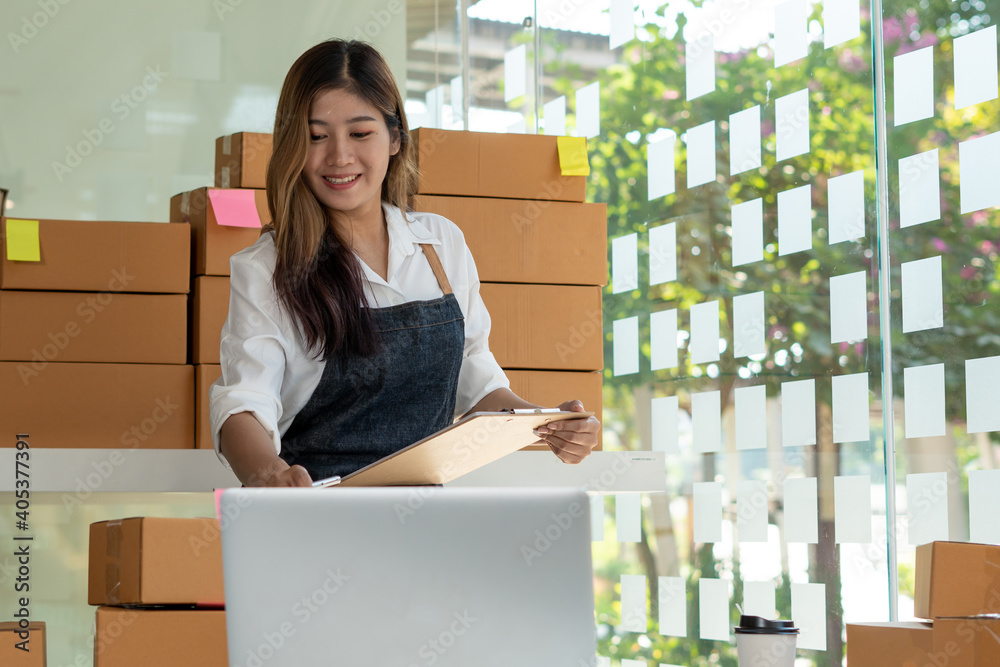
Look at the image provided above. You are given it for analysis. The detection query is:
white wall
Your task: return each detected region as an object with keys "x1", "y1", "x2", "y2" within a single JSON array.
[{"x1": 0, "y1": 0, "x2": 407, "y2": 221}]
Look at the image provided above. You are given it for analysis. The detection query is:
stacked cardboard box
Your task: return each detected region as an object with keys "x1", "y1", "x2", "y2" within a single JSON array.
[
  {"x1": 88, "y1": 517, "x2": 227, "y2": 666},
  {"x1": 411, "y1": 128, "x2": 607, "y2": 448},
  {"x1": 847, "y1": 541, "x2": 1000, "y2": 666},
  {"x1": 171, "y1": 132, "x2": 272, "y2": 448},
  {"x1": 0, "y1": 218, "x2": 194, "y2": 448},
  {"x1": 0, "y1": 621, "x2": 46, "y2": 666}
]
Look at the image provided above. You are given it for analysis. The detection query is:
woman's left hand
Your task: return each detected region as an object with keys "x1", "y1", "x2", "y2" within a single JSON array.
[{"x1": 535, "y1": 399, "x2": 601, "y2": 464}]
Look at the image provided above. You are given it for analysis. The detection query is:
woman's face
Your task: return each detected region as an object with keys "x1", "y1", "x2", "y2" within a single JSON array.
[{"x1": 303, "y1": 88, "x2": 400, "y2": 222}]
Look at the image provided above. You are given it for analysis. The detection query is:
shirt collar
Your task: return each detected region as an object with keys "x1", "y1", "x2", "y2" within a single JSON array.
[{"x1": 383, "y1": 202, "x2": 442, "y2": 259}]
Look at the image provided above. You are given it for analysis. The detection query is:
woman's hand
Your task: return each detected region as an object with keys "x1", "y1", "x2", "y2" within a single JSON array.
[
  {"x1": 248, "y1": 462, "x2": 313, "y2": 488},
  {"x1": 535, "y1": 399, "x2": 601, "y2": 465}
]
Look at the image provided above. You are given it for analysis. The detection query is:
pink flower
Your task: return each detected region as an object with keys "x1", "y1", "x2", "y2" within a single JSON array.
[
  {"x1": 931, "y1": 237, "x2": 949, "y2": 252},
  {"x1": 663, "y1": 89, "x2": 680, "y2": 100},
  {"x1": 883, "y1": 17, "x2": 903, "y2": 42},
  {"x1": 961, "y1": 266, "x2": 977, "y2": 280},
  {"x1": 980, "y1": 240, "x2": 995, "y2": 254}
]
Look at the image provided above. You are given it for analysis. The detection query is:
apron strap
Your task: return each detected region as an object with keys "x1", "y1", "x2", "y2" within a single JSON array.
[{"x1": 419, "y1": 243, "x2": 453, "y2": 295}]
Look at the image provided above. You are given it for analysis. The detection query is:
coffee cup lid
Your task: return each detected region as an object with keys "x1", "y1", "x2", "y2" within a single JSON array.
[{"x1": 734, "y1": 615, "x2": 799, "y2": 635}]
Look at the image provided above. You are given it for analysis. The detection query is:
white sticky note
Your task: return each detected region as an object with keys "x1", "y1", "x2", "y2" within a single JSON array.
[
  {"x1": 614, "y1": 317, "x2": 640, "y2": 376},
  {"x1": 730, "y1": 105, "x2": 762, "y2": 175},
  {"x1": 775, "y1": 88, "x2": 810, "y2": 161},
  {"x1": 692, "y1": 390, "x2": 722, "y2": 454},
  {"x1": 591, "y1": 495, "x2": 605, "y2": 541},
  {"x1": 784, "y1": 477, "x2": 819, "y2": 543},
  {"x1": 686, "y1": 121, "x2": 716, "y2": 188},
  {"x1": 648, "y1": 133, "x2": 677, "y2": 200},
  {"x1": 791, "y1": 583, "x2": 827, "y2": 651},
  {"x1": 735, "y1": 385, "x2": 768, "y2": 450},
  {"x1": 966, "y1": 356, "x2": 1000, "y2": 433},
  {"x1": 652, "y1": 395, "x2": 679, "y2": 453},
  {"x1": 901, "y1": 256, "x2": 943, "y2": 333},
  {"x1": 693, "y1": 481, "x2": 723, "y2": 543},
  {"x1": 576, "y1": 82, "x2": 600, "y2": 139},
  {"x1": 737, "y1": 480, "x2": 769, "y2": 543},
  {"x1": 686, "y1": 34, "x2": 715, "y2": 101},
  {"x1": 828, "y1": 170, "x2": 865, "y2": 243},
  {"x1": 620, "y1": 660, "x2": 646, "y2": 667},
  {"x1": 658, "y1": 576, "x2": 687, "y2": 637},
  {"x1": 782, "y1": 379, "x2": 816, "y2": 447},
  {"x1": 506, "y1": 117, "x2": 527, "y2": 134},
  {"x1": 969, "y1": 469, "x2": 1000, "y2": 545},
  {"x1": 597, "y1": 658, "x2": 611, "y2": 667},
  {"x1": 651, "y1": 309, "x2": 679, "y2": 371},
  {"x1": 743, "y1": 581, "x2": 776, "y2": 619},
  {"x1": 959, "y1": 132, "x2": 1000, "y2": 214},
  {"x1": 830, "y1": 271, "x2": 867, "y2": 343},
  {"x1": 690, "y1": 300, "x2": 721, "y2": 364},
  {"x1": 832, "y1": 372, "x2": 870, "y2": 443},
  {"x1": 649, "y1": 222, "x2": 677, "y2": 285},
  {"x1": 612, "y1": 233, "x2": 639, "y2": 294},
  {"x1": 834, "y1": 475, "x2": 873, "y2": 544},
  {"x1": 610, "y1": 0, "x2": 635, "y2": 49},
  {"x1": 893, "y1": 47, "x2": 934, "y2": 125},
  {"x1": 954, "y1": 26, "x2": 998, "y2": 109},
  {"x1": 698, "y1": 578, "x2": 730, "y2": 642},
  {"x1": 504, "y1": 44, "x2": 527, "y2": 102},
  {"x1": 543, "y1": 96, "x2": 567, "y2": 136},
  {"x1": 899, "y1": 149, "x2": 941, "y2": 227},
  {"x1": 616, "y1": 493, "x2": 642, "y2": 543},
  {"x1": 775, "y1": 0, "x2": 808, "y2": 67},
  {"x1": 907, "y1": 471, "x2": 949, "y2": 545},
  {"x1": 824, "y1": 0, "x2": 861, "y2": 48},
  {"x1": 734, "y1": 291, "x2": 766, "y2": 358},
  {"x1": 778, "y1": 184, "x2": 812, "y2": 255},
  {"x1": 904, "y1": 363, "x2": 946, "y2": 438},
  {"x1": 620, "y1": 574, "x2": 647, "y2": 632},
  {"x1": 732, "y1": 198, "x2": 764, "y2": 266}
]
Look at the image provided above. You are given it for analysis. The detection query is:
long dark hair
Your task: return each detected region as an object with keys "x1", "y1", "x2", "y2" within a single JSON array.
[{"x1": 265, "y1": 39, "x2": 416, "y2": 359}]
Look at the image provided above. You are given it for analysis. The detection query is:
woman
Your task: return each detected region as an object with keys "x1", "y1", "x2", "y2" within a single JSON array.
[{"x1": 210, "y1": 39, "x2": 600, "y2": 487}]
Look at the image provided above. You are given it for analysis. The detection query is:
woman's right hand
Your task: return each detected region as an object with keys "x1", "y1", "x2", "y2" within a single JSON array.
[{"x1": 248, "y1": 462, "x2": 313, "y2": 487}]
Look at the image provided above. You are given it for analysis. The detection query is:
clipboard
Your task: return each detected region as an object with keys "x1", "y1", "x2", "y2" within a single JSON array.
[{"x1": 335, "y1": 410, "x2": 593, "y2": 487}]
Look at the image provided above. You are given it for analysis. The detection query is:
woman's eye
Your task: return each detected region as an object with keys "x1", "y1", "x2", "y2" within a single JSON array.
[
  {"x1": 310, "y1": 134, "x2": 324, "y2": 141},
  {"x1": 352, "y1": 132, "x2": 372, "y2": 139}
]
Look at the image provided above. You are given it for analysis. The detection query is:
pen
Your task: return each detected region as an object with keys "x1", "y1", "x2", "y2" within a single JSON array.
[{"x1": 311, "y1": 475, "x2": 342, "y2": 488}]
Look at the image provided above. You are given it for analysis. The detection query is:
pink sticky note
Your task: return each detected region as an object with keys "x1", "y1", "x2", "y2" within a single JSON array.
[
  {"x1": 208, "y1": 189, "x2": 262, "y2": 228},
  {"x1": 214, "y1": 488, "x2": 225, "y2": 522}
]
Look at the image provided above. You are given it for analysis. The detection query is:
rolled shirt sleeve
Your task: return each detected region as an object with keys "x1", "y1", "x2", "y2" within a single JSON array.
[
  {"x1": 209, "y1": 242, "x2": 290, "y2": 468},
  {"x1": 452, "y1": 237, "x2": 510, "y2": 416}
]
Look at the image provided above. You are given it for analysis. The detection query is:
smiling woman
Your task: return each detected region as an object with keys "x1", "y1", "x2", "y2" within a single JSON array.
[{"x1": 209, "y1": 39, "x2": 601, "y2": 487}]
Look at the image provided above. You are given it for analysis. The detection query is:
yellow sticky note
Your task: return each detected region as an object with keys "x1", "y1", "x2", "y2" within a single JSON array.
[
  {"x1": 5, "y1": 219, "x2": 41, "y2": 262},
  {"x1": 557, "y1": 136, "x2": 590, "y2": 176}
]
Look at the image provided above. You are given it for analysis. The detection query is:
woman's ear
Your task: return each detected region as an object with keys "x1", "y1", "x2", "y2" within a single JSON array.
[{"x1": 389, "y1": 127, "x2": 401, "y2": 156}]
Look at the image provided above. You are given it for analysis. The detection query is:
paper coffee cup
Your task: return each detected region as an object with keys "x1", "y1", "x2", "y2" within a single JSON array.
[{"x1": 734, "y1": 614, "x2": 798, "y2": 667}]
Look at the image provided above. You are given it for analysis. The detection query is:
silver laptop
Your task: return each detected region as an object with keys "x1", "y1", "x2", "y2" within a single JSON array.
[{"x1": 219, "y1": 487, "x2": 597, "y2": 666}]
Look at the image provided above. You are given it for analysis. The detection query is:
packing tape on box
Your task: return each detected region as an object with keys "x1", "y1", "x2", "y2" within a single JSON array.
[
  {"x1": 223, "y1": 134, "x2": 232, "y2": 156},
  {"x1": 105, "y1": 520, "x2": 122, "y2": 604},
  {"x1": 221, "y1": 166, "x2": 230, "y2": 189},
  {"x1": 181, "y1": 191, "x2": 190, "y2": 217}
]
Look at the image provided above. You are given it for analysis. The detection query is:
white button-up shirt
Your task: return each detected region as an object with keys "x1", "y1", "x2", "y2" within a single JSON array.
[{"x1": 209, "y1": 203, "x2": 510, "y2": 468}]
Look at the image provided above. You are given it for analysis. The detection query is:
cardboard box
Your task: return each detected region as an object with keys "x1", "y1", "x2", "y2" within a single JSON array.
[
  {"x1": 480, "y1": 283, "x2": 603, "y2": 371},
  {"x1": 191, "y1": 277, "x2": 230, "y2": 364},
  {"x1": 412, "y1": 128, "x2": 587, "y2": 202},
  {"x1": 196, "y1": 364, "x2": 222, "y2": 450},
  {"x1": 915, "y1": 541, "x2": 1000, "y2": 618},
  {"x1": 846, "y1": 622, "x2": 932, "y2": 667},
  {"x1": 932, "y1": 617, "x2": 1000, "y2": 667},
  {"x1": 505, "y1": 369, "x2": 603, "y2": 450},
  {"x1": 89, "y1": 517, "x2": 224, "y2": 606},
  {"x1": 214, "y1": 132, "x2": 272, "y2": 189},
  {"x1": 0, "y1": 621, "x2": 45, "y2": 666},
  {"x1": 1, "y1": 218, "x2": 189, "y2": 293},
  {"x1": 412, "y1": 195, "x2": 607, "y2": 285},
  {"x1": 169, "y1": 188, "x2": 268, "y2": 277},
  {"x1": 0, "y1": 291, "x2": 187, "y2": 364},
  {"x1": 94, "y1": 607, "x2": 226, "y2": 667},
  {"x1": 0, "y1": 363, "x2": 194, "y2": 448}
]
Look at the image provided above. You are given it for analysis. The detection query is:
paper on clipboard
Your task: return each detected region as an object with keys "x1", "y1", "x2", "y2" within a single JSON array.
[{"x1": 335, "y1": 410, "x2": 594, "y2": 487}]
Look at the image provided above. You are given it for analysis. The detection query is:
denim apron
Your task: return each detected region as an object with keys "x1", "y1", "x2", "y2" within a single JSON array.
[{"x1": 279, "y1": 244, "x2": 465, "y2": 480}]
